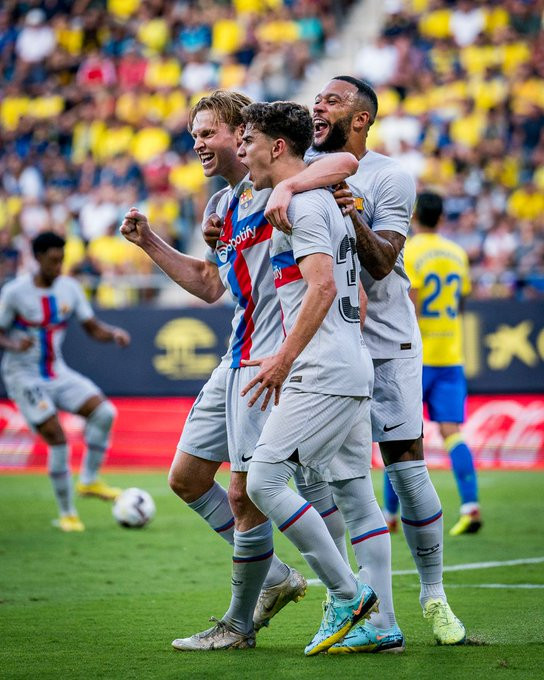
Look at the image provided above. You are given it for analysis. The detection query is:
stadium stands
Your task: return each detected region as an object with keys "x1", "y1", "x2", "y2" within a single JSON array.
[
  {"x1": 353, "y1": 0, "x2": 544, "y2": 299},
  {"x1": 0, "y1": 0, "x2": 542, "y2": 302}
]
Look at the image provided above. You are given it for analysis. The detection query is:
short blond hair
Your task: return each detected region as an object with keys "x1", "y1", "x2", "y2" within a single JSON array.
[{"x1": 188, "y1": 90, "x2": 253, "y2": 132}]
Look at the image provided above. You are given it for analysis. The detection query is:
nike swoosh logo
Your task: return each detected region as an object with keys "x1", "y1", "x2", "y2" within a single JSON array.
[
  {"x1": 241, "y1": 454, "x2": 253, "y2": 462},
  {"x1": 353, "y1": 600, "x2": 364, "y2": 616},
  {"x1": 376, "y1": 634, "x2": 388, "y2": 641},
  {"x1": 383, "y1": 422, "x2": 405, "y2": 432}
]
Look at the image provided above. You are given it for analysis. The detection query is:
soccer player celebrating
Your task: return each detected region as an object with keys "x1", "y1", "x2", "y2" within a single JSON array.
[
  {"x1": 265, "y1": 77, "x2": 466, "y2": 647},
  {"x1": 383, "y1": 191, "x2": 481, "y2": 536},
  {"x1": 228, "y1": 100, "x2": 381, "y2": 657},
  {"x1": 0, "y1": 231, "x2": 130, "y2": 532},
  {"x1": 121, "y1": 90, "x2": 359, "y2": 650}
]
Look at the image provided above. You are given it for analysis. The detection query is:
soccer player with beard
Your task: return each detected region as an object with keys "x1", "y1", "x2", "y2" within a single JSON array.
[
  {"x1": 265, "y1": 77, "x2": 466, "y2": 648},
  {"x1": 121, "y1": 90, "x2": 360, "y2": 650},
  {"x1": 392, "y1": 191, "x2": 481, "y2": 537}
]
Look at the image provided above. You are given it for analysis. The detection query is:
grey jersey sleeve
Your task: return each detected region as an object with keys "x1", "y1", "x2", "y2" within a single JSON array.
[
  {"x1": 287, "y1": 191, "x2": 334, "y2": 261},
  {"x1": 371, "y1": 167, "x2": 416, "y2": 236},
  {"x1": 0, "y1": 284, "x2": 15, "y2": 329},
  {"x1": 71, "y1": 278, "x2": 94, "y2": 322}
]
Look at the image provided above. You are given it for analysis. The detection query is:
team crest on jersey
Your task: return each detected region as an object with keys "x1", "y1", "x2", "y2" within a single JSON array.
[
  {"x1": 354, "y1": 196, "x2": 364, "y2": 212},
  {"x1": 239, "y1": 188, "x2": 253, "y2": 209}
]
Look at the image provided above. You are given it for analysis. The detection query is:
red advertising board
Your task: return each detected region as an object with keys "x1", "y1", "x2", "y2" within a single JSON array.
[{"x1": 0, "y1": 395, "x2": 543, "y2": 471}]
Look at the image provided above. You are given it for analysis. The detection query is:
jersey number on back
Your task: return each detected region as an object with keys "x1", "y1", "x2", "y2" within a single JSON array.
[
  {"x1": 421, "y1": 272, "x2": 461, "y2": 318},
  {"x1": 336, "y1": 235, "x2": 360, "y2": 323}
]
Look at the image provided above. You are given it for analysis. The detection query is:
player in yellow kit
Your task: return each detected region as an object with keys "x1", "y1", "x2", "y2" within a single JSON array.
[{"x1": 382, "y1": 191, "x2": 482, "y2": 536}]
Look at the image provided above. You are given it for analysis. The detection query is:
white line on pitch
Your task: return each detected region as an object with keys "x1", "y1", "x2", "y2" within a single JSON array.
[
  {"x1": 447, "y1": 583, "x2": 544, "y2": 589},
  {"x1": 393, "y1": 555, "x2": 544, "y2": 576},
  {"x1": 306, "y1": 556, "x2": 544, "y2": 587}
]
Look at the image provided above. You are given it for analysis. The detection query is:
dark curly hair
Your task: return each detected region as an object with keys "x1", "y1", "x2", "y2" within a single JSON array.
[
  {"x1": 32, "y1": 231, "x2": 65, "y2": 257},
  {"x1": 241, "y1": 101, "x2": 313, "y2": 158}
]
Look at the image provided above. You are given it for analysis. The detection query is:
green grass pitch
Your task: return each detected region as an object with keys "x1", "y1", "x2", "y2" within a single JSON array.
[{"x1": 1, "y1": 469, "x2": 543, "y2": 680}]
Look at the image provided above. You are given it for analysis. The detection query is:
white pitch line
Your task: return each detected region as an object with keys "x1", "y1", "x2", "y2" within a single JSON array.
[
  {"x1": 447, "y1": 584, "x2": 544, "y2": 589},
  {"x1": 306, "y1": 556, "x2": 544, "y2": 587},
  {"x1": 393, "y1": 556, "x2": 544, "y2": 576}
]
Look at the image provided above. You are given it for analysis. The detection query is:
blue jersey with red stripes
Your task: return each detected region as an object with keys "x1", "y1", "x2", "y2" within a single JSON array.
[
  {"x1": 210, "y1": 179, "x2": 284, "y2": 368},
  {"x1": 0, "y1": 273, "x2": 94, "y2": 379}
]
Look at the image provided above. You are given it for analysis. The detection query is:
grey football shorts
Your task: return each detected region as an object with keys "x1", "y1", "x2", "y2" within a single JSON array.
[
  {"x1": 177, "y1": 365, "x2": 272, "y2": 473},
  {"x1": 253, "y1": 389, "x2": 372, "y2": 482},
  {"x1": 5, "y1": 367, "x2": 102, "y2": 428},
  {"x1": 371, "y1": 353, "x2": 423, "y2": 442}
]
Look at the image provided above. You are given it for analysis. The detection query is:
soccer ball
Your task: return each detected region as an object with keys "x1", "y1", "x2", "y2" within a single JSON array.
[{"x1": 112, "y1": 488, "x2": 155, "y2": 528}]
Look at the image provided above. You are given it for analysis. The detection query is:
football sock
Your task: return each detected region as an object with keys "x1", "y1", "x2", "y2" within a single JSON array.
[
  {"x1": 331, "y1": 475, "x2": 396, "y2": 629},
  {"x1": 386, "y1": 460, "x2": 446, "y2": 608},
  {"x1": 48, "y1": 443, "x2": 75, "y2": 515},
  {"x1": 294, "y1": 469, "x2": 349, "y2": 564},
  {"x1": 187, "y1": 481, "x2": 235, "y2": 543},
  {"x1": 262, "y1": 555, "x2": 291, "y2": 588},
  {"x1": 444, "y1": 433, "x2": 479, "y2": 507},
  {"x1": 80, "y1": 401, "x2": 116, "y2": 484},
  {"x1": 383, "y1": 471, "x2": 400, "y2": 516},
  {"x1": 187, "y1": 481, "x2": 289, "y2": 588},
  {"x1": 247, "y1": 460, "x2": 357, "y2": 599},
  {"x1": 223, "y1": 520, "x2": 274, "y2": 634}
]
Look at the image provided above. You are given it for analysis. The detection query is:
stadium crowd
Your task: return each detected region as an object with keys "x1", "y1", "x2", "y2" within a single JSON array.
[
  {"x1": 357, "y1": 0, "x2": 544, "y2": 299},
  {"x1": 0, "y1": 0, "x2": 542, "y2": 304}
]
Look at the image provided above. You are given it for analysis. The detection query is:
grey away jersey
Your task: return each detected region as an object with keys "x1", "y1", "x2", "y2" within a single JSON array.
[
  {"x1": 0, "y1": 273, "x2": 94, "y2": 379},
  {"x1": 270, "y1": 188, "x2": 373, "y2": 397},
  {"x1": 306, "y1": 148, "x2": 421, "y2": 359}
]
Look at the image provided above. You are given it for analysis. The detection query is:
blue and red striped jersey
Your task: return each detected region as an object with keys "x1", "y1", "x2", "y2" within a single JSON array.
[
  {"x1": 0, "y1": 273, "x2": 94, "y2": 379},
  {"x1": 211, "y1": 179, "x2": 284, "y2": 368}
]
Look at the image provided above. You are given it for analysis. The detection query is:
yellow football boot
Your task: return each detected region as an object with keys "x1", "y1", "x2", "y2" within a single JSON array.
[
  {"x1": 53, "y1": 515, "x2": 85, "y2": 532},
  {"x1": 423, "y1": 599, "x2": 466, "y2": 645},
  {"x1": 449, "y1": 511, "x2": 482, "y2": 536},
  {"x1": 77, "y1": 479, "x2": 122, "y2": 501}
]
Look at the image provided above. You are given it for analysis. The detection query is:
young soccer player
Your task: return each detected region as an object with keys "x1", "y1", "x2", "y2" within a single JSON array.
[
  {"x1": 383, "y1": 191, "x2": 481, "y2": 536},
  {"x1": 0, "y1": 231, "x2": 130, "y2": 531}
]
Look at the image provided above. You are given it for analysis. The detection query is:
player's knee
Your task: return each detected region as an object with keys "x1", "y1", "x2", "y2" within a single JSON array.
[
  {"x1": 380, "y1": 436, "x2": 423, "y2": 466},
  {"x1": 439, "y1": 422, "x2": 459, "y2": 440},
  {"x1": 245, "y1": 466, "x2": 260, "y2": 507},
  {"x1": 38, "y1": 417, "x2": 65, "y2": 445},
  {"x1": 168, "y1": 466, "x2": 208, "y2": 503},
  {"x1": 87, "y1": 400, "x2": 116, "y2": 431},
  {"x1": 227, "y1": 476, "x2": 250, "y2": 517},
  {"x1": 168, "y1": 467, "x2": 191, "y2": 500}
]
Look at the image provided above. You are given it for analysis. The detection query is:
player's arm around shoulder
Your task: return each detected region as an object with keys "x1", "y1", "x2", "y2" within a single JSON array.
[
  {"x1": 347, "y1": 163, "x2": 413, "y2": 279},
  {"x1": 120, "y1": 207, "x2": 225, "y2": 304},
  {"x1": 265, "y1": 152, "x2": 358, "y2": 232}
]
